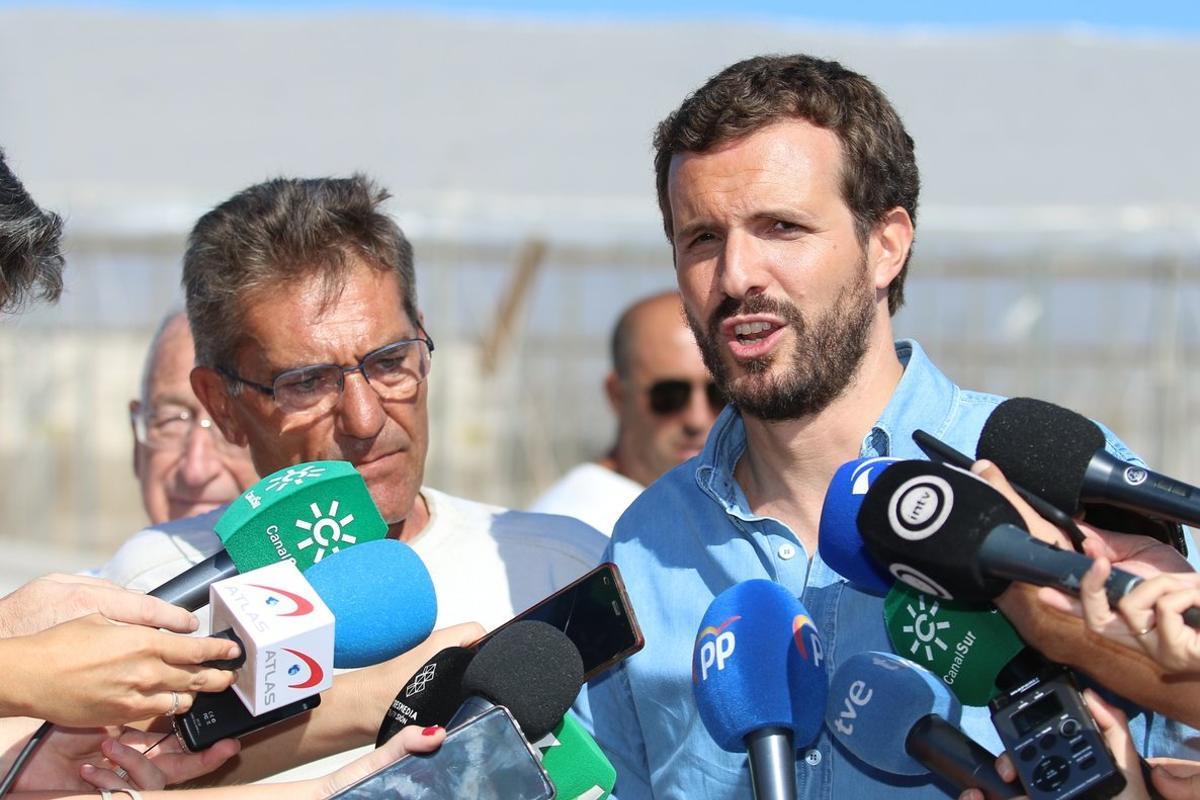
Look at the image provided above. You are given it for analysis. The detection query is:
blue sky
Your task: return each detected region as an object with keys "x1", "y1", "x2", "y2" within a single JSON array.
[{"x1": 4, "y1": 0, "x2": 1198, "y2": 33}]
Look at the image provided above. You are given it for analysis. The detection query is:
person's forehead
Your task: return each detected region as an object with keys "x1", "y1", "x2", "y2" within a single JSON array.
[
  {"x1": 147, "y1": 318, "x2": 199, "y2": 399},
  {"x1": 629, "y1": 316, "x2": 706, "y2": 379}
]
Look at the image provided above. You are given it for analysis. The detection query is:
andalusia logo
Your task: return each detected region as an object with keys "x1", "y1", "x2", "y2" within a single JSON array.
[{"x1": 294, "y1": 499, "x2": 358, "y2": 563}]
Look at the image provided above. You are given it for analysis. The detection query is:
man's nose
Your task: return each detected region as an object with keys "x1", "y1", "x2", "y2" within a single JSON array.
[{"x1": 334, "y1": 372, "x2": 387, "y2": 439}]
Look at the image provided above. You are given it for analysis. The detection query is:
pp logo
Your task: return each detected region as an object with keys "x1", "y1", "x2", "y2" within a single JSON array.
[
  {"x1": 1124, "y1": 466, "x2": 1148, "y2": 486},
  {"x1": 887, "y1": 475, "x2": 954, "y2": 542},
  {"x1": 792, "y1": 614, "x2": 824, "y2": 669},
  {"x1": 406, "y1": 663, "x2": 437, "y2": 697},
  {"x1": 694, "y1": 616, "x2": 739, "y2": 682}
]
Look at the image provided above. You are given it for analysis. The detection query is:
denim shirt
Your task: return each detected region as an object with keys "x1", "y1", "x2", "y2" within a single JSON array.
[{"x1": 588, "y1": 339, "x2": 1200, "y2": 800}]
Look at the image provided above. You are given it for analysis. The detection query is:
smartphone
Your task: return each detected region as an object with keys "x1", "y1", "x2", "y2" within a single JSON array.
[
  {"x1": 330, "y1": 705, "x2": 555, "y2": 799},
  {"x1": 472, "y1": 562, "x2": 644, "y2": 682},
  {"x1": 174, "y1": 688, "x2": 320, "y2": 752}
]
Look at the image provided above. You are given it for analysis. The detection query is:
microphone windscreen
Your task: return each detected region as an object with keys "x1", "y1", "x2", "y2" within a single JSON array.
[
  {"x1": 305, "y1": 539, "x2": 437, "y2": 668},
  {"x1": 826, "y1": 651, "x2": 961, "y2": 776},
  {"x1": 376, "y1": 646, "x2": 475, "y2": 747},
  {"x1": 883, "y1": 582, "x2": 1026, "y2": 706},
  {"x1": 819, "y1": 458, "x2": 902, "y2": 594},
  {"x1": 857, "y1": 460, "x2": 1024, "y2": 602},
  {"x1": 976, "y1": 397, "x2": 1105, "y2": 515},
  {"x1": 692, "y1": 579, "x2": 826, "y2": 753},
  {"x1": 537, "y1": 713, "x2": 616, "y2": 800},
  {"x1": 462, "y1": 620, "x2": 584, "y2": 742},
  {"x1": 215, "y1": 460, "x2": 389, "y2": 574}
]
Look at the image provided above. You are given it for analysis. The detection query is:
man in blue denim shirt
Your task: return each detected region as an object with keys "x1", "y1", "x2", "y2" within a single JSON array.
[{"x1": 587, "y1": 54, "x2": 1200, "y2": 799}]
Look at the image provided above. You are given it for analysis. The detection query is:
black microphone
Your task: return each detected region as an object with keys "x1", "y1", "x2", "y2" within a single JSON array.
[
  {"x1": 445, "y1": 620, "x2": 584, "y2": 743},
  {"x1": 977, "y1": 398, "x2": 1189, "y2": 551},
  {"x1": 856, "y1": 460, "x2": 1200, "y2": 628},
  {"x1": 376, "y1": 646, "x2": 476, "y2": 747}
]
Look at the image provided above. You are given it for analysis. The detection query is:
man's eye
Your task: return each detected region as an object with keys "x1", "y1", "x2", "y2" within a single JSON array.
[{"x1": 281, "y1": 372, "x2": 332, "y2": 395}]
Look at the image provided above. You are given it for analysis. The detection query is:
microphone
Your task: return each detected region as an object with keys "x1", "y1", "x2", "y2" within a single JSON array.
[
  {"x1": 692, "y1": 579, "x2": 827, "y2": 800},
  {"x1": 977, "y1": 397, "x2": 1191, "y2": 548},
  {"x1": 883, "y1": 581, "x2": 1028, "y2": 706},
  {"x1": 826, "y1": 651, "x2": 1019, "y2": 799},
  {"x1": 856, "y1": 459, "x2": 1200, "y2": 627},
  {"x1": 532, "y1": 713, "x2": 617, "y2": 800},
  {"x1": 445, "y1": 620, "x2": 584, "y2": 743},
  {"x1": 150, "y1": 460, "x2": 389, "y2": 610},
  {"x1": 819, "y1": 457, "x2": 902, "y2": 595},
  {"x1": 376, "y1": 646, "x2": 476, "y2": 747}
]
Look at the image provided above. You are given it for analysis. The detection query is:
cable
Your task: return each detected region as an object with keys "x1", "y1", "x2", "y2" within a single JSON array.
[{"x1": 0, "y1": 720, "x2": 53, "y2": 797}]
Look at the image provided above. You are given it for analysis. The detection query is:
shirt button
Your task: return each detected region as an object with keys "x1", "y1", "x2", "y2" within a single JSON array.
[
  {"x1": 804, "y1": 749, "x2": 822, "y2": 766},
  {"x1": 778, "y1": 543, "x2": 796, "y2": 560}
]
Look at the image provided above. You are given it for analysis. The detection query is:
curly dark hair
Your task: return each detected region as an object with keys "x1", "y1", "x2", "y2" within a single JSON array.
[
  {"x1": 0, "y1": 149, "x2": 65, "y2": 314},
  {"x1": 653, "y1": 54, "x2": 919, "y2": 314}
]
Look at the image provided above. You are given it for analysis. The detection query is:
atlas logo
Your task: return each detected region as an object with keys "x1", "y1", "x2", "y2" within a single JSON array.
[
  {"x1": 246, "y1": 584, "x2": 315, "y2": 617},
  {"x1": 295, "y1": 500, "x2": 357, "y2": 563},
  {"x1": 887, "y1": 475, "x2": 954, "y2": 542},
  {"x1": 850, "y1": 458, "x2": 900, "y2": 495},
  {"x1": 694, "y1": 616, "x2": 739, "y2": 682},
  {"x1": 282, "y1": 648, "x2": 325, "y2": 690},
  {"x1": 890, "y1": 564, "x2": 955, "y2": 601},
  {"x1": 266, "y1": 465, "x2": 327, "y2": 493},
  {"x1": 792, "y1": 614, "x2": 824, "y2": 668},
  {"x1": 405, "y1": 663, "x2": 437, "y2": 698},
  {"x1": 899, "y1": 593, "x2": 951, "y2": 661}
]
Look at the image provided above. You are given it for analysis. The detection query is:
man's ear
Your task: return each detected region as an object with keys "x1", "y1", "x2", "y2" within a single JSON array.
[
  {"x1": 869, "y1": 206, "x2": 915, "y2": 292},
  {"x1": 129, "y1": 399, "x2": 144, "y2": 478},
  {"x1": 604, "y1": 371, "x2": 623, "y2": 415},
  {"x1": 191, "y1": 366, "x2": 248, "y2": 446}
]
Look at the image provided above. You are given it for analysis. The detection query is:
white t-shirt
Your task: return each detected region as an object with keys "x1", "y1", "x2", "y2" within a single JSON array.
[{"x1": 528, "y1": 463, "x2": 644, "y2": 536}]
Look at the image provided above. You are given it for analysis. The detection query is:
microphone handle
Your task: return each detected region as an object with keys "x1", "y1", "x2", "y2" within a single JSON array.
[
  {"x1": 743, "y1": 727, "x2": 796, "y2": 800},
  {"x1": 906, "y1": 714, "x2": 1020, "y2": 799},
  {"x1": 1085, "y1": 450, "x2": 1200, "y2": 529},
  {"x1": 979, "y1": 525, "x2": 1200, "y2": 630},
  {"x1": 148, "y1": 550, "x2": 238, "y2": 611}
]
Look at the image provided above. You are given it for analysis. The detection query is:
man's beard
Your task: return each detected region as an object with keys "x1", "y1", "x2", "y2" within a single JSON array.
[{"x1": 686, "y1": 263, "x2": 875, "y2": 422}]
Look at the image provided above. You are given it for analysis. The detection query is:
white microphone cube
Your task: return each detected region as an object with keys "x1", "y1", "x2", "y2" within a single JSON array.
[{"x1": 210, "y1": 561, "x2": 334, "y2": 716}]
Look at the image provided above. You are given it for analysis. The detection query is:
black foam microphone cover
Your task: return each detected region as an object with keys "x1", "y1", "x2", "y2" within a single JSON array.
[
  {"x1": 376, "y1": 646, "x2": 476, "y2": 747},
  {"x1": 976, "y1": 397, "x2": 1105, "y2": 515},
  {"x1": 857, "y1": 460, "x2": 1025, "y2": 601},
  {"x1": 461, "y1": 620, "x2": 584, "y2": 742}
]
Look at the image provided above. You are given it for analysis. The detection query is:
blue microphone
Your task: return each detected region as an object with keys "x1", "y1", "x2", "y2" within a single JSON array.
[
  {"x1": 819, "y1": 458, "x2": 901, "y2": 595},
  {"x1": 692, "y1": 579, "x2": 827, "y2": 800},
  {"x1": 305, "y1": 538, "x2": 438, "y2": 668},
  {"x1": 827, "y1": 652, "x2": 1018, "y2": 799}
]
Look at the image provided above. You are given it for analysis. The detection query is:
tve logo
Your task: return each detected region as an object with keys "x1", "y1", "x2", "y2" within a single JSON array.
[
  {"x1": 694, "y1": 616, "x2": 740, "y2": 682},
  {"x1": 831, "y1": 655, "x2": 899, "y2": 736}
]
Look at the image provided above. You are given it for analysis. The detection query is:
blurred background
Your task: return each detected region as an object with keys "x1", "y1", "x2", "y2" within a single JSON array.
[{"x1": 1, "y1": 0, "x2": 1198, "y2": 590}]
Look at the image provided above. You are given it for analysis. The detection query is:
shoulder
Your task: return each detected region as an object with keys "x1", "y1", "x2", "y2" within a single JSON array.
[{"x1": 95, "y1": 509, "x2": 225, "y2": 592}]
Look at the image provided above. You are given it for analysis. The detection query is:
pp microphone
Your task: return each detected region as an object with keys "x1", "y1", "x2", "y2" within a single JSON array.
[
  {"x1": 692, "y1": 579, "x2": 827, "y2": 800},
  {"x1": 977, "y1": 397, "x2": 1189, "y2": 550},
  {"x1": 827, "y1": 651, "x2": 1019, "y2": 799},
  {"x1": 819, "y1": 457, "x2": 902, "y2": 595},
  {"x1": 532, "y1": 713, "x2": 617, "y2": 800},
  {"x1": 444, "y1": 620, "x2": 584, "y2": 743},
  {"x1": 150, "y1": 460, "x2": 389, "y2": 610},
  {"x1": 856, "y1": 460, "x2": 1200, "y2": 631}
]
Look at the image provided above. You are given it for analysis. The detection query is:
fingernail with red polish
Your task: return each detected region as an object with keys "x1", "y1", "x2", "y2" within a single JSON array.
[{"x1": 422, "y1": 726, "x2": 441, "y2": 736}]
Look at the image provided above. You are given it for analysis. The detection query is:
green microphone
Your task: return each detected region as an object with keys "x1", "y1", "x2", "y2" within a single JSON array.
[
  {"x1": 884, "y1": 582, "x2": 1027, "y2": 706},
  {"x1": 150, "y1": 461, "x2": 389, "y2": 610},
  {"x1": 534, "y1": 713, "x2": 616, "y2": 800}
]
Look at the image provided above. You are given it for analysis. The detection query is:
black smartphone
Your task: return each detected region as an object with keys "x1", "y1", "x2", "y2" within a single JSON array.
[
  {"x1": 173, "y1": 688, "x2": 320, "y2": 752},
  {"x1": 472, "y1": 562, "x2": 644, "y2": 682},
  {"x1": 331, "y1": 706, "x2": 555, "y2": 799}
]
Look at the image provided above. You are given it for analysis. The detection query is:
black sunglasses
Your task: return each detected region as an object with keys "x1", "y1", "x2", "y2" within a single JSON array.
[{"x1": 647, "y1": 379, "x2": 726, "y2": 416}]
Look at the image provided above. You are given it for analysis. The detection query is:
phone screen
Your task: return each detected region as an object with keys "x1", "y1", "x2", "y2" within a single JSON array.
[
  {"x1": 474, "y1": 562, "x2": 644, "y2": 682},
  {"x1": 330, "y1": 706, "x2": 554, "y2": 799}
]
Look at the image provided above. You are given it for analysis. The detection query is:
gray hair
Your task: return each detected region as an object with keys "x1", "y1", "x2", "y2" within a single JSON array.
[
  {"x1": 183, "y1": 175, "x2": 417, "y2": 369},
  {"x1": 0, "y1": 148, "x2": 64, "y2": 314}
]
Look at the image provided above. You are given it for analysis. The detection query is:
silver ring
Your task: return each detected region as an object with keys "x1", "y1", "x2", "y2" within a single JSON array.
[
  {"x1": 168, "y1": 690, "x2": 180, "y2": 716},
  {"x1": 112, "y1": 766, "x2": 129, "y2": 781}
]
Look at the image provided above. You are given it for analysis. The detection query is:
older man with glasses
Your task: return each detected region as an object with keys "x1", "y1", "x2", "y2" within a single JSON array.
[
  {"x1": 129, "y1": 311, "x2": 259, "y2": 525},
  {"x1": 531, "y1": 290, "x2": 721, "y2": 535}
]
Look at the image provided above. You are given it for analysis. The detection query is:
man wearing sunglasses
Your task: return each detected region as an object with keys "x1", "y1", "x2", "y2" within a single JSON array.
[{"x1": 531, "y1": 291, "x2": 719, "y2": 535}]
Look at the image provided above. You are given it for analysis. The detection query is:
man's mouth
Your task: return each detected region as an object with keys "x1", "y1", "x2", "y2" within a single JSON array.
[{"x1": 733, "y1": 320, "x2": 777, "y2": 344}]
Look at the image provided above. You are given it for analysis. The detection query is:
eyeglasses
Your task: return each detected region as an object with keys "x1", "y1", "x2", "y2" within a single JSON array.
[
  {"x1": 131, "y1": 405, "x2": 249, "y2": 457},
  {"x1": 647, "y1": 379, "x2": 725, "y2": 416},
  {"x1": 218, "y1": 334, "x2": 435, "y2": 415}
]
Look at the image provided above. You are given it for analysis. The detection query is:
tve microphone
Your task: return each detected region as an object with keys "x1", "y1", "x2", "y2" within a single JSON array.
[
  {"x1": 445, "y1": 620, "x2": 584, "y2": 743},
  {"x1": 150, "y1": 461, "x2": 389, "y2": 610},
  {"x1": 977, "y1": 397, "x2": 1189, "y2": 550},
  {"x1": 692, "y1": 579, "x2": 826, "y2": 800},
  {"x1": 376, "y1": 646, "x2": 476, "y2": 747},
  {"x1": 883, "y1": 581, "x2": 1028, "y2": 706},
  {"x1": 826, "y1": 651, "x2": 1018, "y2": 799},
  {"x1": 532, "y1": 713, "x2": 616, "y2": 800},
  {"x1": 819, "y1": 457, "x2": 901, "y2": 595},
  {"x1": 855, "y1": 460, "x2": 1200, "y2": 629}
]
